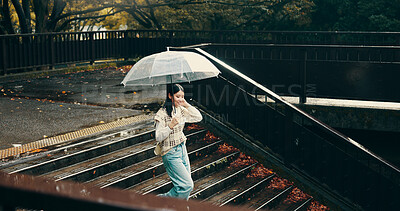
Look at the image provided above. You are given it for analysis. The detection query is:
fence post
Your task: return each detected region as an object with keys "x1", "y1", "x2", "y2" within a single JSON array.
[
  {"x1": 50, "y1": 34, "x2": 55, "y2": 69},
  {"x1": 331, "y1": 32, "x2": 337, "y2": 44},
  {"x1": 90, "y1": 32, "x2": 95, "y2": 65},
  {"x1": 397, "y1": 34, "x2": 400, "y2": 46},
  {"x1": 299, "y1": 49, "x2": 307, "y2": 104},
  {"x1": 1, "y1": 38, "x2": 7, "y2": 75},
  {"x1": 123, "y1": 31, "x2": 128, "y2": 60},
  {"x1": 284, "y1": 110, "x2": 294, "y2": 165}
]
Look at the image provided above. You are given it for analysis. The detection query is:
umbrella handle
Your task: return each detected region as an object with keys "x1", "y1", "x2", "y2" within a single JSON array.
[{"x1": 168, "y1": 75, "x2": 176, "y2": 114}]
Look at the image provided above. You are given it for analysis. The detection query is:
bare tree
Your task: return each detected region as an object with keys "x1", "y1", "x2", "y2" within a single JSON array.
[{"x1": 0, "y1": 0, "x2": 314, "y2": 34}]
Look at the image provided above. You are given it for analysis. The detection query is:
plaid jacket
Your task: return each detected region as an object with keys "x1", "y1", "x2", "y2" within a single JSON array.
[{"x1": 154, "y1": 105, "x2": 202, "y2": 156}]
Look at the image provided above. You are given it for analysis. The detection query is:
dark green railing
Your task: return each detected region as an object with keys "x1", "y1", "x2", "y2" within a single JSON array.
[{"x1": 1, "y1": 30, "x2": 400, "y2": 75}]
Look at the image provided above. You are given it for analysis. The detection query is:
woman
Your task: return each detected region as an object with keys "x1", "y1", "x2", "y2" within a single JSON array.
[{"x1": 154, "y1": 84, "x2": 202, "y2": 200}]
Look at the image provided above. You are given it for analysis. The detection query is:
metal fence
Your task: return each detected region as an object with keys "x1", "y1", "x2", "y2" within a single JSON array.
[
  {"x1": 1, "y1": 30, "x2": 400, "y2": 75},
  {"x1": 188, "y1": 47, "x2": 400, "y2": 211},
  {"x1": 201, "y1": 43, "x2": 400, "y2": 103}
]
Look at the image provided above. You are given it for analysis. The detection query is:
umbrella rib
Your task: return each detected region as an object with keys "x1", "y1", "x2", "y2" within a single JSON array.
[{"x1": 121, "y1": 51, "x2": 220, "y2": 86}]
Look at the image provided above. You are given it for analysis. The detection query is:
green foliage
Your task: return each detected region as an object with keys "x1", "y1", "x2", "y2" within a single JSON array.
[
  {"x1": 90, "y1": 0, "x2": 313, "y2": 31},
  {"x1": 309, "y1": 0, "x2": 400, "y2": 31},
  {"x1": 2, "y1": 0, "x2": 400, "y2": 34},
  {"x1": 358, "y1": 0, "x2": 400, "y2": 31}
]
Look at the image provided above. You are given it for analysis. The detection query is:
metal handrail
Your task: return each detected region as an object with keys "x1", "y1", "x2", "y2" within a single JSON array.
[
  {"x1": 193, "y1": 46, "x2": 400, "y2": 175},
  {"x1": 182, "y1": 43, "x2": 400, "y2": 103},
  {"x1": 201, "y1": 42, "x2": 400, "y2": 50}
]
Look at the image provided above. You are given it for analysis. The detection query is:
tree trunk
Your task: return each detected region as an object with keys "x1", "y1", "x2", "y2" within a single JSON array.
[
  {"x1": 22, "y1": 0, "x2": 31, "y2": 32},
  {"x1": 145, "y1": 0, "x2": 162, "y2": 30},
  {"x1": 127, "y1": 9, "x2": 153, "y2": 28},
  {"x1": 33, "y1": 0, "x2": 49, "y2": 33},
  {"x1": 11, "y1": 0, "x2": 30, "y2": 33},
  {"x1": 2, "y1": 0, "x2": 15, "y2": 34},
  {"x1": 47, "y1": 0, "x2": 66, "y2": 32}
]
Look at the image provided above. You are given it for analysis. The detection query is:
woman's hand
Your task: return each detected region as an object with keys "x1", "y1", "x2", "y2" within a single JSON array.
[
  {"x1": 168, "y1": 117, "x2": 179, "y2": 129},
  {"x1": 179, "y1": 98, "x2": 190, "y2": 108}
]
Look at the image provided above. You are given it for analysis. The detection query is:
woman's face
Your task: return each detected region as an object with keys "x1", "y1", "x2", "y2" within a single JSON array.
[{"x1": 170, "y1": 90, "x2": 185, "y2": 107}]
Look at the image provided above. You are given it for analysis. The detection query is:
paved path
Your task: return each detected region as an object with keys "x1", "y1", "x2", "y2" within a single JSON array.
[{"x1": 0, "y1": 67, "x2": 165, "y2": 150}]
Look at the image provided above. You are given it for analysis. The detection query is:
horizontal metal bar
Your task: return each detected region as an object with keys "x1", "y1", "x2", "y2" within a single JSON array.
[
  {"x1": 198, "y1": 43, "x2": 400, "y2": 49},
  {"x1": 254, "y1": 186, "x2": 293, "y2": 211},
  {"x1": 189, "y1": 162, "x2": 258, "y2": 200},
  {"x1": 2, "y1": 30, "x2": 400, "y2": 38},
  {"x1": 293, "y1": 197, "x2": 313, "y2": 211},
  {"x1": 0, "y1": 171, "x2": 242, "y2": 211},
  {"x1": 218, "y1": 174, "x2": 276, "y2": 207}
]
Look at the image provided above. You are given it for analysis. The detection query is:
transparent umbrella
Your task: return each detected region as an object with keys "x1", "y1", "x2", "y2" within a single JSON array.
[{"x1": 121, "y1": 50, "x2": 220, "y2": 86}]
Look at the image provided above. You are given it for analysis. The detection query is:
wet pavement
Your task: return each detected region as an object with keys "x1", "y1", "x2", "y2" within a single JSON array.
[{"x1": 0, "y1": 66, "x2": 165, "y2": 150}]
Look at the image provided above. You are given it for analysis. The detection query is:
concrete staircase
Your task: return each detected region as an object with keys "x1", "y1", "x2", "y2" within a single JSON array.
[{"x1": 0, "y1": 115, "x2": 327, "y2": 211}]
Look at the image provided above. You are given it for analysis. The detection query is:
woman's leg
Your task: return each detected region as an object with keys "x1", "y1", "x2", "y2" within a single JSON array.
[
  {"x1": 160, "y1": 143, "x2": 193, "y2": 200},
  {"x1": 182, "y1": 143, "x2": 191, "y2": 173}
]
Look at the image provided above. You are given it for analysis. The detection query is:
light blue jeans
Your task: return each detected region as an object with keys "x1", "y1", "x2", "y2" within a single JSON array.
[{"x1": 159, "y1": 142, "x2": 193, "y2": 200}]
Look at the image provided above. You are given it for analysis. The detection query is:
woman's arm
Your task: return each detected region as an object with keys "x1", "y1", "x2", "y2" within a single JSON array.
[
  {"x1": 155, "y1": 120, "x2": 172, "y2": 142},
  {"x1": 183, "y1": 104, "x2": 203, "y2": 123}
]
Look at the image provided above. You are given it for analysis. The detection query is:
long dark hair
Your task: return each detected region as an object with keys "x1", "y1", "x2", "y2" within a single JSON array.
[{"x1": 164, "y1": 84, "x2": 184, "y2": 117}]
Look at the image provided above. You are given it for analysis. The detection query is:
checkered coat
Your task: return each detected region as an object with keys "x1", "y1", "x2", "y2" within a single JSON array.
[{"x1": 154, "y1": 105, "x2": 202, "y2": 156}]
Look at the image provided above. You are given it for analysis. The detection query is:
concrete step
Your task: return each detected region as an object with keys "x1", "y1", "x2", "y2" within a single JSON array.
[
  {"x1": 205, "y1": 174, "x2": 276, "y2": 206},
  {"x1": 40, "y1": 129, "x2": 207, "y2": 183},
  {"x1": 0, "y1": 123, "x2": 154, "y2": 174},
  {"x1": 190, "y1": 162, "x2": 258, "y2": 200},
  {"x1": 126, "y1": 148, "x2": 239, "y2": 195},
  {"x1": 2, "y1": 127, "x2": 155, "y2": 175},
  {"x1": 86, "y1": 140, "x2": 222, "y2": 189}
]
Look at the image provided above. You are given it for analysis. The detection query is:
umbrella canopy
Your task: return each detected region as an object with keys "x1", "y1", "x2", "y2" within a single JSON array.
[{"x1": 121, "y1": 51, "x2": 220, "y2": 86}]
